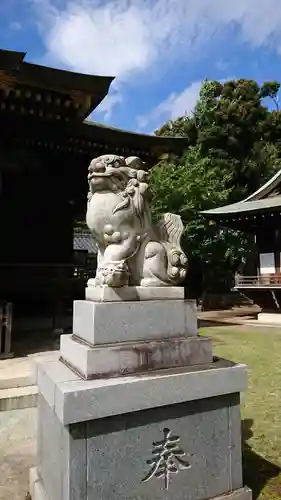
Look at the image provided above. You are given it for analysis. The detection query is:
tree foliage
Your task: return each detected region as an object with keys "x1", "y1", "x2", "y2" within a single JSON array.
[
  {"x1": 151, "y1": 78, "x2": 281, "y2": 293},
  {"x1": 260, "y1": 81, "x2": 280, "y2": 110},
  {"x1": 151, "y1": 147, "x2": 252, "y2": 293}
]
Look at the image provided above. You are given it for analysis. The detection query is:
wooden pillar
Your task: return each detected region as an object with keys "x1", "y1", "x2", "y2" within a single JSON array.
[
  {"x1": 256, "y1": 218, "x2": 278, "y2": 276},
  {"x1": 0, "y1": 302, "x2": 13, "y2": 359}
]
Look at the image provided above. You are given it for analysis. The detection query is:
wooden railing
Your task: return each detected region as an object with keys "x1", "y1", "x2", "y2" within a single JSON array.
[{"x1": 235, "y1": 275, "x2": 281, "y2": 287}]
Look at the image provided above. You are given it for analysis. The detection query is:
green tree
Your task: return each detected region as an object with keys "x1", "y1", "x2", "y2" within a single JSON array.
[
  {"x1": 260, "y1": 81, "x2": 280, "y2": 110},
  {"x1": 153, "y1": 78, "x2": 281, "y2": 294},
  {"x1": 156, "y1": 78, "x2": 281, "y2": 199},
  {"x1": 155, "y1": 115, "x2": 196, "y2": 141},
  {"x1": 194, "y1": 79, "x2": 280, "y2": 199},
  {"x1": 150, "y1": 146, "x2": 253, "y2": 294}
]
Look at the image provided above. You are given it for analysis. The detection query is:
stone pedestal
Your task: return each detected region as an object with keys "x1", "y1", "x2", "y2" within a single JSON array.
[{"x1": 30, "y1": 287, "x2": 252, "y2": 500}]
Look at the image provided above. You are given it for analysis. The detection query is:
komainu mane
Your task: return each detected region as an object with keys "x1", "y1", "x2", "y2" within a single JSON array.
[{"x1": 86, "y1": 154, "x2": 187, "y2": 288}]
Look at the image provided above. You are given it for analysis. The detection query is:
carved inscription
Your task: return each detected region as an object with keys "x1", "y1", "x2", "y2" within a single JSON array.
[{"x1": 142, "y1": 428, "x2": 191, "y2": 490}]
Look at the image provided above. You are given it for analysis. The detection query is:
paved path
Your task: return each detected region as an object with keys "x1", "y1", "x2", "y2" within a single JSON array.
[
  {"x1": 198, "y1": 305, "x2": 260, "y2": 322},
  {"x1": 0, "y1": 408, "x2": 37, "y2": 500},
  {"x1": 0, "y1": 351, "x2": 59, "y2": 390}
]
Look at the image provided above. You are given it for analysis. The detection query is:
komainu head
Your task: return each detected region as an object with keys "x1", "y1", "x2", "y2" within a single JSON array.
[{"x1": 87, "y1": 154, "x2": 147, "y2": 194}]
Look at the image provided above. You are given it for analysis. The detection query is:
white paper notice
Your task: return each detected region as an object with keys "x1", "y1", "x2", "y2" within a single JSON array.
[{"x1": 259, "y1": 253, "x2": 275, "y2": 275}]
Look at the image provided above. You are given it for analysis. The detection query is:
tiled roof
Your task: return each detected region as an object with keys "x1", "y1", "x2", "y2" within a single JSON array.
[
  {"x1": 202, "y1": 195, "x2": 281, "y2": 217},
  {"x1": 202, "y1": 167, "x2": 281, "y2": 218},
  {"x1": 73, "y1": 231, "x2": 98, "y2": 254},
  {"x1": 0, "y1": 48, "x2": 114, "y2": 121},
  {"x1": 245, "y1": 168, "x2": 281, "y2": 201}
]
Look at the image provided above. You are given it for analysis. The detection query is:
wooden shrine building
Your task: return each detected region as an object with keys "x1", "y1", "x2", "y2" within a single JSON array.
[
  {"x1": 0, "y1": 48, "x2": 187, "y2": 316},
  {"x1": 203, "y1": 169, "x2": 281, "y2": 324}
]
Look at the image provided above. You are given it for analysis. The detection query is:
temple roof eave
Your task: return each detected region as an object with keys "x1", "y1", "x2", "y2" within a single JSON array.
[
  {"x1": 245, "y1": 169, "x2": 281, "y2": 202},
  {"x1": 80, "y1": 120, "x2": 188, "y2": 154},
  {"x1": 0, "y1": 48, "x2": 114, "y2": 95},
  {"x1": 0, "y1": 49, "x2": 188, "y2": 157},
  {"x1": 202, "y1": 195, "x2": 281, "y2": 219},
  {"x1": 0, "y1": 48, "x2": 114, "y2": 121}
]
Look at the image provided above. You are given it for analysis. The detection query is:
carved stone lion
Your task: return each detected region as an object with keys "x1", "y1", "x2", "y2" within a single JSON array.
[{"x1": 86, "y1": 154, "x2": 187, "y2": 288}]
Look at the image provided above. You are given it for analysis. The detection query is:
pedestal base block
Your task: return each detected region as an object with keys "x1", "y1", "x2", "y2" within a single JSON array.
[
  {"x1": 30, "y1": 359, "x2": 251, "y2": 500},
  {"x1": 37, "y1": 358, "x2": 248, "y2": 424},
  {"x1": 30, "y1": 467, "x2": 252, "y2": 500},
  {"x1": 60, "y1": 334, "x2": 213, "y2": 379}
]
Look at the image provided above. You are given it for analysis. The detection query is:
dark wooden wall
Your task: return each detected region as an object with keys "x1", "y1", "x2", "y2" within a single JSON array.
[{"x1": 0, "y1": 144, "x2": 89, "y2": 311}]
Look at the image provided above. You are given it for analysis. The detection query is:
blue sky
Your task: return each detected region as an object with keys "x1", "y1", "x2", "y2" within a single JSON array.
[{"x1": 1, "y1": 0, "x2": 281, "y2": 134}]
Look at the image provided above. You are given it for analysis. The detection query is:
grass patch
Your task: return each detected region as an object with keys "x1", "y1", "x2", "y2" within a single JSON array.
[{"x1": 199, "y1": 325, "x2": 281, "y2": 499}]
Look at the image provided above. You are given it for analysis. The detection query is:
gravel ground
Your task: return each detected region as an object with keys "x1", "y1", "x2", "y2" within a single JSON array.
[{"x1": 0, "y1": 408, "x2": 37, "y2": 500}]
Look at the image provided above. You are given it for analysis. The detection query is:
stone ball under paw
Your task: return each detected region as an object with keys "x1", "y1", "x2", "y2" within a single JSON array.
[{"x1": 105, "y1": 274, "x2": 115, "y2": 286}]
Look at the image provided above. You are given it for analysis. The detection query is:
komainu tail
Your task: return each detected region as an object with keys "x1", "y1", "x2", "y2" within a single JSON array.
[
  {"x1": 156, "y1": 213, "x2": 184, "y2": 246},
  {"x1": 156, "y1": 213, "x2": 188, "y2": 284}
]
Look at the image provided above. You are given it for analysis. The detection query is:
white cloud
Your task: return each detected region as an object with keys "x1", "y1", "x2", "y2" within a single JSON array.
[
  {"x1": 30, "y1": 0, "x2": 281, "y2": 118},
  {"x1": 137, "y1": 76, "x2": 236, "y2": 131},
  {"x1": 137, "y1": 81, "x2": 202, "y2": 130},
  {"x1": 94, "y1": 88, "x2": 123, "y2": 120},
  {"x1": 32, "y1": 0, "x2": 159, "y2": 78}
]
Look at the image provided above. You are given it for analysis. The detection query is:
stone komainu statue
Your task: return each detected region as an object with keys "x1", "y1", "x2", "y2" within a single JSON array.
[{"x1": 86, "y1": 154, "x2": 187, "y2": 288}]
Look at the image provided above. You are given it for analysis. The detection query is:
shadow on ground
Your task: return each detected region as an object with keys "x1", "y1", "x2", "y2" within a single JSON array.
[
  {"x1": 198, "y1": 319, "x2": 240, "y2": 328},
  {"x1": 242, "y1": 419, "x2": 281, "y2": 499},
  {"x1": 12, "y1": 328, "x2": 60, "y2": 357},
  {"x1": 11, "y1": 314, "x2": 72, "y2": 357}
]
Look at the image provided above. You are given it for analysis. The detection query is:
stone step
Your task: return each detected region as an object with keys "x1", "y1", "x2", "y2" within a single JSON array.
[
  {"x1": 0, "y1": 351, "x2": 59, "y2": 392},
  {"x1": 0, "y1": 373, "x2": 35, "y2": 390},
  {"x1": 0, "y1": 385, "x2": 38, "y2": 411}
]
